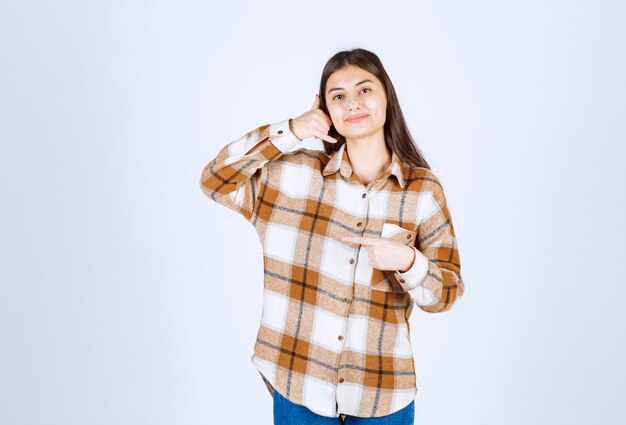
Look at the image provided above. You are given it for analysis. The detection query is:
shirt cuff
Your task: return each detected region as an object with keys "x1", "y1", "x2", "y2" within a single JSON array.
[
  {"x1": 394, "y1": 247, "x2": 438, "y2": 306},
  {"x1": 395, "y1": 247, "x2": 427, "y2": 285},
  {"x1": 268, "y1": 118, "x2": 302, "y2": 153}
]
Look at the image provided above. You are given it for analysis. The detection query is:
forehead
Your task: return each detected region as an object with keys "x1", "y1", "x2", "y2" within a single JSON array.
[{"x1": 326, "y1": 65, "x2": 381, "y2": 89}]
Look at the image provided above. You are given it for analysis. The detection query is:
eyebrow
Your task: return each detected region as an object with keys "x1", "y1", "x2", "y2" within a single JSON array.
[{"x1": 327, "y1": 79, "x2": 374, "y2": 95}]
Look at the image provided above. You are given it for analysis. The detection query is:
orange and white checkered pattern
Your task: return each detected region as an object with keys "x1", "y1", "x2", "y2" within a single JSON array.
[{"x1": 200, "y1": 118, "x2": 464, "y2": 418}]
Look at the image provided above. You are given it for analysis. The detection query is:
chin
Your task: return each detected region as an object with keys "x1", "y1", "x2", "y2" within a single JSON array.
[{"x1": 345, "y1": 128, "x2": 374, "y2": 139}]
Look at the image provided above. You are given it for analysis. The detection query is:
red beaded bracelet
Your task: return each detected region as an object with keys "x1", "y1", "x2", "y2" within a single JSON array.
[{"x1": 400, "y1": 247, "x2": 416, "y2": 273}]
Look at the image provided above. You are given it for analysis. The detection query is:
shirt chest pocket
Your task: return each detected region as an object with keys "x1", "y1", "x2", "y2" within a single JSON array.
[
  {"x1": 380, "y1": 222, "x2": 415, "y2": 246},
  {"x1": 369, "y1": 222, "x2": 416, "y2": 292}
]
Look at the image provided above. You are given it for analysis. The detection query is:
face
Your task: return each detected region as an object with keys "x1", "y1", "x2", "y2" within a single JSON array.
[{"x1": 324, "y1": 65, "x2": 388, "y2": 142}]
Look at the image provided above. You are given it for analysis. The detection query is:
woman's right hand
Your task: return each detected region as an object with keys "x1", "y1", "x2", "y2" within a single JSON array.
[{"x1": 289, "y1": 94, "x2": 338, "y2": 144}]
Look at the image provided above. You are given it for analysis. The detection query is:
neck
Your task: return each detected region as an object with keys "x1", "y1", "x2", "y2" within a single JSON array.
[{"x1": 344, "y1": 130, "x2": 392, "y2": 185}]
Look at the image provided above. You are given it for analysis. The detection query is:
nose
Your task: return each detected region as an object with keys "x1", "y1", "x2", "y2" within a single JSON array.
[{"x1": 348, "y1": 99, "x2": 361, "y2": 110}]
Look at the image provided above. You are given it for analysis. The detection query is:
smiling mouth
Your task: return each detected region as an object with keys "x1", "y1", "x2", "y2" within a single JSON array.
[{"x1": 346, "y1": 114, "x2": 369, "y2": 122}]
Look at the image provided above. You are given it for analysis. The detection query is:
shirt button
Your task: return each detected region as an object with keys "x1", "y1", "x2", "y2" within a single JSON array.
[
  {"x1": 278, "y1": 130, "x2": 283, "y2": 134},
  {"x1": 349, "y1": 258, "x2": 355, "y2": 264},
  {"x1": 339, "y1": 378, "x2": 344, "y2": 383},
  {"x1": 399, "y1": 278, "x2": 405, "y2": 283},
  {"x1": 338, "y1": 335, "x2": 344, "y2": 341},
  {"x1": 356, "y1": 222, "x2": 362, "y2": 227},
  {"x1": 362, "y1": 193, "x2": 366, "y2": 198},
  {"x1": 406, "y1": 233, "x2": 411, "y2": 239}
]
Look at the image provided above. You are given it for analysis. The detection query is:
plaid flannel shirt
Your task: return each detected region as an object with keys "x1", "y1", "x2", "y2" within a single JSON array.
[{"x1": 199, "y1": 118, "x2": 464, "y2": 418}]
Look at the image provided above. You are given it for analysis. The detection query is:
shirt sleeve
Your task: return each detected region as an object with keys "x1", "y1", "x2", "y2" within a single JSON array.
[
  {"x1": 392, "y1": 176, "x2": 465, "y2": 313},
  {"x1": 199, "y1": 118, "x2": 302, "y2": 222}
]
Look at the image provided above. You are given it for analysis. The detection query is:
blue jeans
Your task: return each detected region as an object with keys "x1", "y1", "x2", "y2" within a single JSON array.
[{"x1": 273, "y1": 390, "x2": 414, "y2": 425}]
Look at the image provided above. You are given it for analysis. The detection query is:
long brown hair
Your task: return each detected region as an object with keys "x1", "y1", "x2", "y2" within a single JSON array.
[{"x1": 318, "y1": 48, "x2": 430, "y2": 170}]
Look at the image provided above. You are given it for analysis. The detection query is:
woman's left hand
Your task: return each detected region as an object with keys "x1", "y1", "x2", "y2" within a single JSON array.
[{"x1": 340, "y1": 236, "x2": 414, "y2": 271}]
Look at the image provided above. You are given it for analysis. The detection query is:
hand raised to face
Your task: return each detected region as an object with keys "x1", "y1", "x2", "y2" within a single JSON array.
[{"x1": 289, "y1": 94, "x2": 338, "y2": 144}]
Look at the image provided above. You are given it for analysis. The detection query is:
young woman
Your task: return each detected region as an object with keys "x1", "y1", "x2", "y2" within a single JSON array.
[{"x1": 200, "y1": 48, "x2": 464, "y2": 425}]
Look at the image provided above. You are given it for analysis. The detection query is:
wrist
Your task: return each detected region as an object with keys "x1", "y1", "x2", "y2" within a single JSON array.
[
  {"x1": 288, "y1": 118, "x2": 303, "y2": 141},
  {"x1": 400, "y1": 247, "x2": 416, "y2": 273}
]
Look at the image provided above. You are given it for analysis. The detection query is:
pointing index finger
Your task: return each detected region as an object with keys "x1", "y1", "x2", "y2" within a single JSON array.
[{"x1": 341, "y1": 236, "x2": 377, "y2": 246}]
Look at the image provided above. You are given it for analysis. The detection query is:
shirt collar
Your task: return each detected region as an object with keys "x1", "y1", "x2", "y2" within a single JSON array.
[{"x1": 322, "y1": 142, "x2": 406, "y2": 189}]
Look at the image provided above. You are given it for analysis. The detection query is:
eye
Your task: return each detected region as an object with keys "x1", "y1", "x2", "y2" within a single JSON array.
[{"x1": 332, "y1": 88, "x2": 372, "y2": 101}]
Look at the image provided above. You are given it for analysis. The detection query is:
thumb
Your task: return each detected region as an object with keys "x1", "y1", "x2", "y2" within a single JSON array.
[{"x1": 311, "y1": 93, "x2": 320, "y2": 110}]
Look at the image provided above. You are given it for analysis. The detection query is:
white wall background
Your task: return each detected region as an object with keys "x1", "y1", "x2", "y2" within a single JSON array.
[{"x1": 1, "y1": 1, "x2": 625, "y2": 424}]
